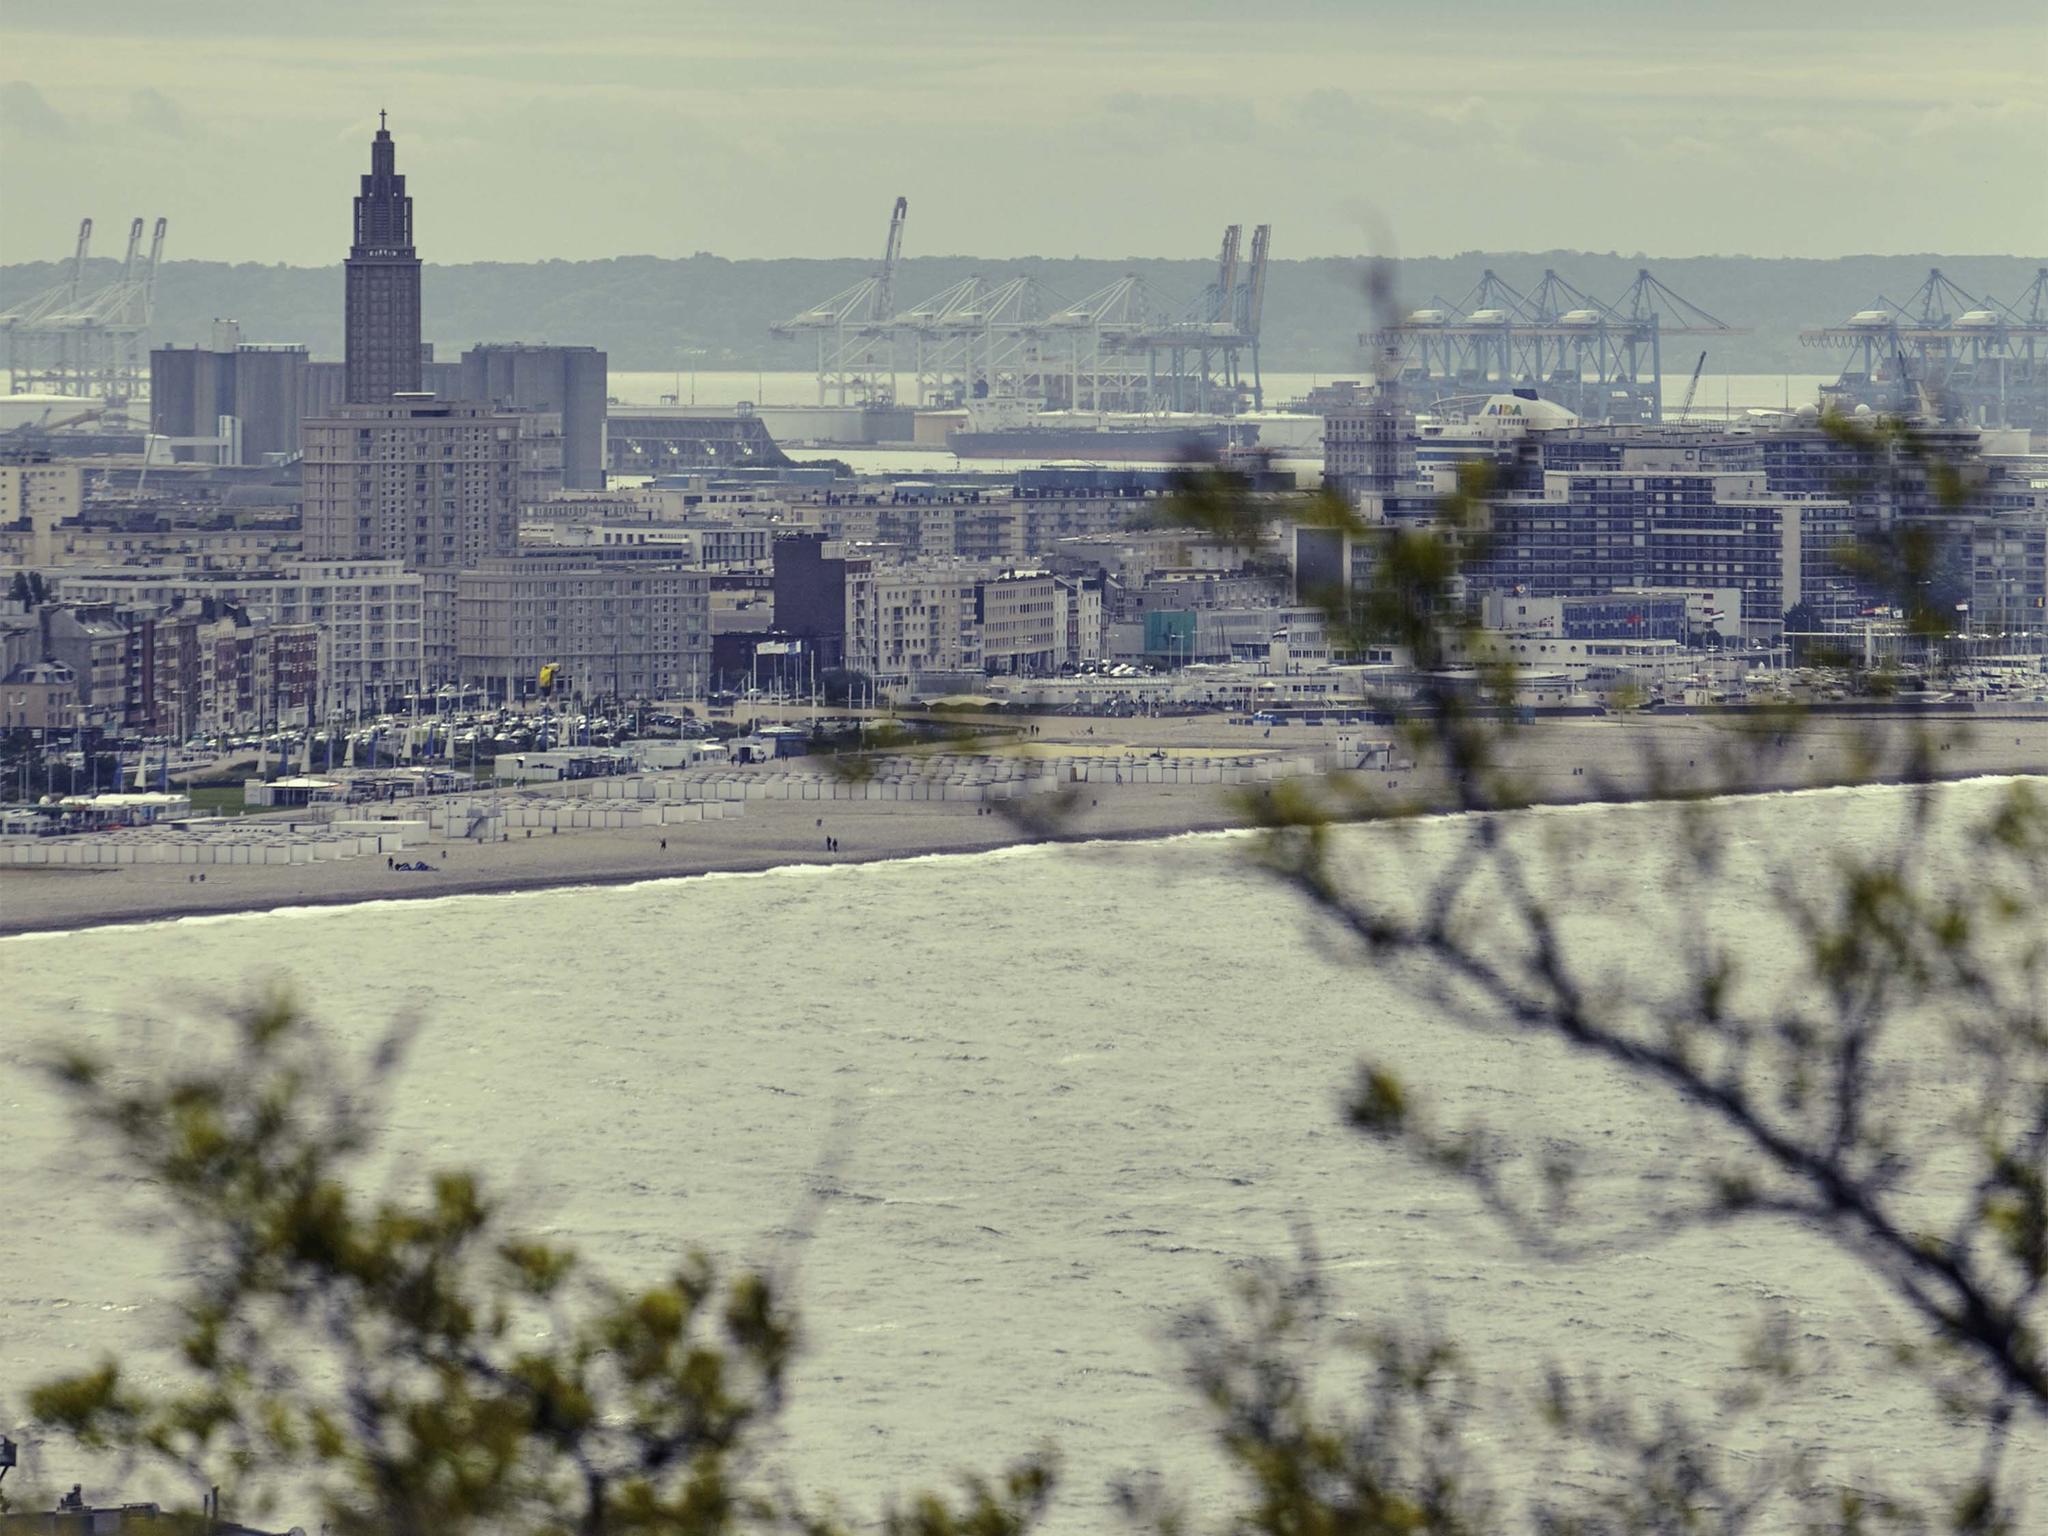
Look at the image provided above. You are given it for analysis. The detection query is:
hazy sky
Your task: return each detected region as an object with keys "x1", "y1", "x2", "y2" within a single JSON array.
[{"x1": 3, "y1": 0, "x2": 2043, "y2": 268}]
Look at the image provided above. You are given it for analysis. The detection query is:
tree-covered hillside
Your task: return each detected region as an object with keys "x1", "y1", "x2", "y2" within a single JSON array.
[{"x1": 5, "y1": 251, "x2": 2042, "y2": 375}]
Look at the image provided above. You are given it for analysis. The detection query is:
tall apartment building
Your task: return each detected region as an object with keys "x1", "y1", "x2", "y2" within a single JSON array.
[
  {"x1": 300, "y1": 398, "x2": 520, "y2": 681},
  {"x1": 301, "y1": 399, "x2": 521, "y2": 568},
  {"x1": 1, "y1": 455, "x2": 84, "y2": 568},
  {"x1": 345, "y1": 114, "x2": 422, "y2": 403},
  {"x1": 843, "y1": 560, "x2": 989, "y2": 682},
  {"x1": 455, "y1": 552, "x2": 711, "y2": 703},
  {"x1": 1323, "y1": 397, "x2": 1411, "y2": 501},
  {"x1": 1961, "y1": 509, "x2": 2048, "y2": 632}
]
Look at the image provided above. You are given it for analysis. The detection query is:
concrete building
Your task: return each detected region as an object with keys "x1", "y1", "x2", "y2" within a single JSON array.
[
  {"x1": 301, "y1": 398, "x2": 522, "y2": 568},
  {"x1": 1323, "y1": 396, "x2": 1410, "y2": 501},
  {"x1": 37, "y1": 604, "x2": 132, "y2": 729},
  {"x1": 978, "y1": 569, "x2": 1064, "y2": 676},
  {"x1": 511, "y1": 410, "x2": 567, "y2": 503},
  {"x1": 1461, "y1": 470, "x2": 1859, "y2": 639},
  {"x1": 304, "y1": 355, "x2": 460, "y2": 420},
  {"x1": 50, "y1": 562, "x2": 425, "y2": 710},
  {"x1": 458, "y1": 344, "x2": 608, "y2": 491},
  {"x1": 818, "y1": 484, "x2": 1134, "y2": 562},
  {"x1": 301, "y1": 396, "x2": 521, "y2": 680},
  {"x1": 0, "y1": 524, "x2": 296, "y2": 573},
  {"x1": 1, "y1": 455, "x2": 84, "y2": 568},
  {"x1": 149, "y1": 323, "x2": 308, "y2": 464},
  {"x1": 146, "y1": 598, "x2": 326, "y2": 735},
  {"x1": 837, "y1": 559, "x2": 1099, "y2": 682},
  {"x1": 345, "y1": 114, "x2": 423, "y2": 403},
  {"x1": 1963, "y1": 510, "x2": 2048, "y2": 633},
  {"x1": 455, "y1": 552, "x2": 711, "y2": 702},
  {"x1": 1062, "y1": 573, "x2": 1107, "y2": 669},
  {"x1": 844, "y1": 559, "x2": 988, "y2": 683}
]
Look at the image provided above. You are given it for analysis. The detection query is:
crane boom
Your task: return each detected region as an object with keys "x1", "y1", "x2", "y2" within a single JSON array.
[
  {"x1": 1215, "y1": 225, "x2": 1241, "y2": 325},
  {"x1": 120, "y1": 218, "x2": 144, "y2": 282},
  {"x1": 144, "y1": 218, "x2": 168, "y2": 308},
  {"x1": 1244, "y1": 224, "x2": 1271, "y2": 335},
  {"x1": 877, "y1": 197, "x2": 907, "y2": 321},
  {"x1": 71, "y1": 218, "x2": 93, "y2": 298},
  {"x1": 1676, "y1": 350, "x2": 1707, "y2": 421}
]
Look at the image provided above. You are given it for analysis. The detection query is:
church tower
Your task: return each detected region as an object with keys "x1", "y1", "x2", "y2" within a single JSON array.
[{"x1": 344, "y1": 111, "x2": 422, "y2": 403}]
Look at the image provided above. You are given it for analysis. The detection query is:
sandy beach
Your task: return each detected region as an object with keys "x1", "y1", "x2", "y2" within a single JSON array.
[{"x1": 4, "y1": 711, "x2": 2041, "y2": 938}]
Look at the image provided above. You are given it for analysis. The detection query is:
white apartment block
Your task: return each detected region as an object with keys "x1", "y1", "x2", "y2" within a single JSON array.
[
  {"x1": 523, "y1": 521, "x2": 773, "y2": 567},
  {"x1": 844, "y1": 559, "x2": 988, "y2": 682},
  {"x1": 0, "y1": 524, "x2": 292, "y2": 572},
  {"x1": 49, "y1": 560, "x2": 425, "y2": 707},
  {"x1": 454, "y1": 554, "x2": 711, "y2": 702},
  {"x1": 1, "y1": 458, "x2": 84, "y2": 568},
  {"x1": 845, "y1": 561, "x2": 1110, "y2": 682},
  {"x1": 980, "y1": 570, "x2": 1064, "y2": 676}
]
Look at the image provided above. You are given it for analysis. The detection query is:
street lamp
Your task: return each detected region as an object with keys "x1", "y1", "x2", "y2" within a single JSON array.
[{"x1": 678, "y1": 348, "x2": 709, "y2": 408}]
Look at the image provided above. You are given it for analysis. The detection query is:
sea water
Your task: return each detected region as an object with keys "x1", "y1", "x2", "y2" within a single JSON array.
[{"x1": 3, "y1": 781, "x2": 2040, "y2": 1525}]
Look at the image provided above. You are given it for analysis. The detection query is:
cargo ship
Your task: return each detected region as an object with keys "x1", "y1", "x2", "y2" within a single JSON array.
[{"x1": 944, "y1": 398, "x2": 1259, "y2": 462}]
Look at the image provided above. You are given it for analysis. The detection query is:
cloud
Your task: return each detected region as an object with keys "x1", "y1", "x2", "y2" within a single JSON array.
[
  {"x1": 1907, "y1": 97, "x2": 2047, "y2": 140},
  {"x1": 127, "y1": 87, "x2": 188, "y2": 137},
  {"x1": 1, "y1": 79, "x2": 69, "y2": 138}
]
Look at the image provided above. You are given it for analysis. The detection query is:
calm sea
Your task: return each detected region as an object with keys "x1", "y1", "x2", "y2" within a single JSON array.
[{"x1": 3, "y1": 782, "x2": 2039, "y2": 1526}]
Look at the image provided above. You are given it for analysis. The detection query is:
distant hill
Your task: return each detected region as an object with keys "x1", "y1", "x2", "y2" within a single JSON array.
[{"x1": 5, "y1": 252, "x2": 2043, "y2": 376}]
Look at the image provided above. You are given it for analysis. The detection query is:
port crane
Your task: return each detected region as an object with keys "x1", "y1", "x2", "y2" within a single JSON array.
[
  {"x1": 1368, "y1": 264, "x2": 1744, "y2": 424},
  {"x1": 0, "y1": 215, "x2": 166, "y2": 405},
  {"x1": 775, "y1": 209, "x2": 1273, "y2": 414},
  {"x1": 772, "y1": 196, "x2": 908, "y2": 406},
  {"x1": 1804, "y1": 267, "x2": 2048, "y2": 427},
  {"x1": 0, "y1": 219, "x2": 92, "y2": 389}
]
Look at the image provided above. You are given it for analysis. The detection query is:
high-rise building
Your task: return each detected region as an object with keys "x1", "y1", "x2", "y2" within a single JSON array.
[
  {"x1": 299, "y1": 397, "x2": 522, "y2": 681},
  {"x1": 344, "y1": 113, "x2": 422, "y2": 404},
  {"x1": 300, "y1": 399, "x2": 521, "y2": 570}
]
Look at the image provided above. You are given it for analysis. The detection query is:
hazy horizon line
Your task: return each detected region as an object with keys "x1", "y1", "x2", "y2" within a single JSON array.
[{"x1": 6, "y1": 247, "x2": 2044, "y2": 272}]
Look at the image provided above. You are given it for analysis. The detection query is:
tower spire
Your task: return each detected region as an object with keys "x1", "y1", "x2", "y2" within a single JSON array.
[{"x1": 345, "y1": 112, "x2": 421, "y2": 402}]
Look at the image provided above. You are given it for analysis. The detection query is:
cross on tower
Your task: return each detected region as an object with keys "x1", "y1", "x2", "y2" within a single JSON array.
[{"x1": 379, "y1": 108, "x2": 387, "y2": 131}]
